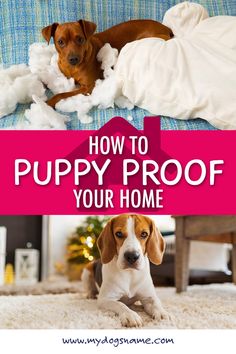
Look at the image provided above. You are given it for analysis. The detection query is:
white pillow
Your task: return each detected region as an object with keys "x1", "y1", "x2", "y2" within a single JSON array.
[
  {"x1": 115, "y1": 16, "x2": 236, "y2": 130},
  {"x1": 163, "y1": 1, "x2": 209, "y2": 37}
]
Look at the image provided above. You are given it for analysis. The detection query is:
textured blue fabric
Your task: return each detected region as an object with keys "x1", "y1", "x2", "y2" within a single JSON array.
[{"x1": 1, "y1": 0, "x2": 235, "y2": 130}]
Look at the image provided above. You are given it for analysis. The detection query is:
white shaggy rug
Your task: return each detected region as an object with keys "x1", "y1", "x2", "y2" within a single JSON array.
[{"x1": 0, "y1": 283, "x2": 235, "y2": 329}]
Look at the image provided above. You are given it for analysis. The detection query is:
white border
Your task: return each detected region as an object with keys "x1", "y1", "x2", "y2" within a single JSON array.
[{"x1": 0, "y1": 329, "x2": 234, "y2": 354}]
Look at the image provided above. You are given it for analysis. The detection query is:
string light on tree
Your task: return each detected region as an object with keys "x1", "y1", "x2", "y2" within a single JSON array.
[{"x1": 66, "y1": 216, "x2": 109, "y2": 266}]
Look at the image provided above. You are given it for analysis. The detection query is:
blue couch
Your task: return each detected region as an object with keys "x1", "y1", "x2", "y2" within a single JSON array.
[{"x1": 1, "y1": 0, "x2": 235, "y2": 130}]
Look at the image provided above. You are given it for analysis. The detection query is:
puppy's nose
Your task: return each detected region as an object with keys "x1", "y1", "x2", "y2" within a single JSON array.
[
  {"x1": 68, "y1": 56, "x2": 80, "y2": 66},
  {"x1": 124, "y1": 251, "x2": 140, "y2": 265}
]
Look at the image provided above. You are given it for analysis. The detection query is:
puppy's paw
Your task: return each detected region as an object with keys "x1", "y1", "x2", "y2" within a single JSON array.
[
  {"x1": 46, "y1": 98, "x2": 56, "y2": 108},
  {"x1": 86, "y1": 291, "x2": 97, "y2": 299},
  {"x1": 152, "y1": 308, "x2": 171, "y2": 321},
  {"x1": 120, "y1": 311, "x2": 143, "y2": 328}
]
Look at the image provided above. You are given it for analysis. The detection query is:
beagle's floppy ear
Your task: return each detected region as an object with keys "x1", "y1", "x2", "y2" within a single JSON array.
[
  {"x1": 78, "y1": 19, "x2": 97, "y2": 38},
  {"x1": 42, "y1": 23, "x2": 59, "y2": 44},
  {"x1": 146, "y1": 219, "x2": 165, "y2": 265},
  {"x1": 97, "y1": 220, "x2": 117, "y2": 264}
]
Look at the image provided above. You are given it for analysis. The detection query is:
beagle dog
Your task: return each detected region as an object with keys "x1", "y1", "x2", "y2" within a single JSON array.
[{"x1": 82, "y1": 214, "x2": 170, "y2": 327}]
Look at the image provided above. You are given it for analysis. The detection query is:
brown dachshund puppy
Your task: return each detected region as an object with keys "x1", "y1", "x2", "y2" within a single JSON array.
[{"x1": 42, "y1": 19, "x2": 173, "y2": 107}]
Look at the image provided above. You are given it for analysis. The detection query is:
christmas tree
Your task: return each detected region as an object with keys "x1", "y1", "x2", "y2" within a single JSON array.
[{"x1": 66, "y1": 216, "x2": 110, "y2": 265}]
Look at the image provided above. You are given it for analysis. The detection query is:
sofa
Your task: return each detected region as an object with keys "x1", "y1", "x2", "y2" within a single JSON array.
[{"x1": 1, "y1": 0, "x2": 235, "y2": 130}]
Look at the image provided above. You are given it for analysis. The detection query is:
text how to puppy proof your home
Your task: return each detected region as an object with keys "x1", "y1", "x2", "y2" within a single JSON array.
[{"x1": 14, "y1": 135, "x2": 224, "y2": 209}]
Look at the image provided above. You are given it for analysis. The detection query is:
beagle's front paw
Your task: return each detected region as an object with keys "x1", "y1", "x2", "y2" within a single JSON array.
[
  {"x1": 152, "y1": 308, "x2": 171, "y2": 321},
  {"x1": 120, "y1": 311, "x2": 143, "y2": 328},
  {"x1": 86, "y1": 291, "x2": 97, "y2": 299}
]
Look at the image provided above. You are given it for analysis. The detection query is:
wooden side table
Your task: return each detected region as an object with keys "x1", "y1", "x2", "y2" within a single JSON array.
[{"x1": 174, "y1": 215, "x2": 236, "y2": 293}]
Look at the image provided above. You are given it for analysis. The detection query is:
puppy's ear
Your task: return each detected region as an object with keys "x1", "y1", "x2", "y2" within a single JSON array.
[
  {"x1": 97, "y1": 220, "x2": 117, "y2": 264},
  {"x1": 42, "y1": 23, "x2": 59, "y2": 44},
  {"x1": 146, "y1": 219, "x2": 165, "y2": 265},
  {"x1": 78, "y1": 19, "x2": 97, "y2": 38}
]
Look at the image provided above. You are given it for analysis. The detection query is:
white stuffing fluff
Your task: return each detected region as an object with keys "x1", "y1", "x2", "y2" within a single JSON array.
[
  {"x1": 56, "y1": 94, "x2": 94, "y2": 124},
  {"x1": 24, "y1": 95, "x2": 69, "y2": 130},
  {"x1": 97, "y1": 43, "x2": 118, "y2": 78},
  {"x1": 29, "y1": 43, "x2": 75, "y2": 94},
  {"x1": 0, "y1": 64, "x2": 46, "y2": 118},
  {"x1": 0, "y1": 42, "x2": 133, "y2": 128},
  {"x1": 115, "y1": 96, "x2": 134, "y2": 110}
]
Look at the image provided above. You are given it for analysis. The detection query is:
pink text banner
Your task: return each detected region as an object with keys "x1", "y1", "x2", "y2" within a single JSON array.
[{"x1": 0, "y1": 117, "x2": 234, "y2": 215}]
